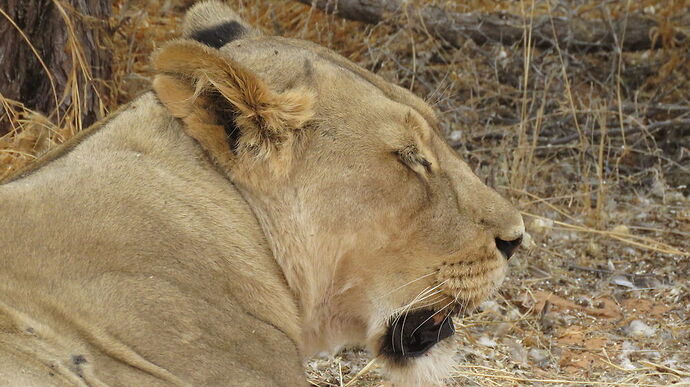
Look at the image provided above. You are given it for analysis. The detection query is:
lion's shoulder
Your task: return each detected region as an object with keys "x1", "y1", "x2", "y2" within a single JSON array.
[{"x1": 1, "y1": 93, "x2": 168, "y2": 184}]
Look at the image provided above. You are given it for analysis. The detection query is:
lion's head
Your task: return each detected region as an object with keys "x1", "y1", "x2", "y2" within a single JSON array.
[{"x1": 152, "y1": 1, "x2": 525, "y2": 384}]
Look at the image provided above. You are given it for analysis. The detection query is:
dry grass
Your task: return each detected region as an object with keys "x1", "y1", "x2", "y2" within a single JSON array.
[{"x1": 1, "y1": 0, "x2": 688, "y2": 385}]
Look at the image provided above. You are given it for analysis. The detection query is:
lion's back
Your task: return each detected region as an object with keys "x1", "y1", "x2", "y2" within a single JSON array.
[{"x1": 0, "y1": 93, "x2": 303, "y2": 386}]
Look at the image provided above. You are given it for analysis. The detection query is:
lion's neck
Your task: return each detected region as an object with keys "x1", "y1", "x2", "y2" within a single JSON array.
[{"x1": 238, "y1": 192, "x2": 368, "y2": 355}]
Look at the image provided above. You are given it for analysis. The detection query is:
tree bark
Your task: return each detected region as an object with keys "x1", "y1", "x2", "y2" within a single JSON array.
[
  {"x1": 0, "y1": 0, "x2": 112, "y2": 135},
  {"x1": 296, "y1": 0, "x2": 687, "y2": 51}
]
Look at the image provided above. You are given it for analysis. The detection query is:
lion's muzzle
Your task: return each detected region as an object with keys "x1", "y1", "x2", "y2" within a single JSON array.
[{"x1": 380, "y1": 309, "x2": 455, "y2": 360}]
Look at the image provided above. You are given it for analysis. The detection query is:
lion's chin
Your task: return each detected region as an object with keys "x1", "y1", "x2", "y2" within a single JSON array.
[
  {"x1": 376, "y1": 330, "x2": 457, "y2": 386},
  {"x1": 373, "y1": 309, "x2": 457, "y2": 386}
]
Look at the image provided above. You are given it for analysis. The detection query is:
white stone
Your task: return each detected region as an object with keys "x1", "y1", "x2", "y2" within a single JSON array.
[
  {"x1": 627, "y1": 320, "x2": 656, "y2": 338},
  {"x1": 477, "y1": 336, "x2": 497, "y2": 347}
]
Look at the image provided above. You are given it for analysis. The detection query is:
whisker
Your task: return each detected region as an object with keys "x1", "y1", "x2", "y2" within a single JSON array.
[
  {"x1": 388, "y1": 279, "x2": 450, "y2": 356},
  {"x1": 392, "y1": 290, "x2": 442, "y2": 318},
  {"x1": 391, "y1": 283, "x2": 435, "y2": 352},
  {"x1": 391, "y1": 279, "x2": 448, "y2": 318},
  {"x1": 379, "y1": 271, "x2": 436, "y2": 299},
  {"x1": 409, "y1": 299, "x2": 454, "y2": 337},
  {"x1": 392, "y1": 285, "x2": 432, "y2": 319},
  {"x1": 409, "y1": 294, "x2": 449, "y2": 310},
  {"x1": 397, "y1": 281, "x2": 449, "y2": 356},
  {"x1": 392, "y1": 289, "x2": 443, "y2": 333},
  {"x1": 437, "y1": 309, "x2": 454, "y2": 343}
]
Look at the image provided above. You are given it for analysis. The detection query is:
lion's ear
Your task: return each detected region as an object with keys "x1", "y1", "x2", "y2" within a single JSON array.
[{"x1": 152, "y1": 41, "x2": 314, "y2": 173}]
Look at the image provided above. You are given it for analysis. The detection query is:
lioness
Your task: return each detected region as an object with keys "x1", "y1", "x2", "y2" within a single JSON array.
[{"x1": 0, "y1": 1, "x2": 525, "y2": 385}]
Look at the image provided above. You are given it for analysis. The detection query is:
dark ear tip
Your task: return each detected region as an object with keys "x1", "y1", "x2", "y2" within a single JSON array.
[{"x1": 190, "y1": 21, "x2": 246, "y2": 49}]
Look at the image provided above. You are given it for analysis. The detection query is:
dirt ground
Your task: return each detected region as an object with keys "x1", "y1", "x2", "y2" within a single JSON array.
[{"x1": 1, "y1": 0, "x2": 688, "y2": 386}]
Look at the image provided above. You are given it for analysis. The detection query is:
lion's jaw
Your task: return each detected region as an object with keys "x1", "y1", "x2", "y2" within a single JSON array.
[
  {"x1": 235, "y1": 186, "x2": 512, "y2": 386},
  {"x1": 362, "y1": 240, "x2": 510, "y2": 385}
]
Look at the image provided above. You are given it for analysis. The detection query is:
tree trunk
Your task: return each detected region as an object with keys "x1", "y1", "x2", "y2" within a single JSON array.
[{"x1": 0, "y1": 0, "x2": 112, "y2": 135}]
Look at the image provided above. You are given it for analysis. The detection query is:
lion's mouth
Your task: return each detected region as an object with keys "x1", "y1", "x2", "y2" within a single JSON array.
[{"x1": 379, "y1": 309, "x2": 455, "y2": 360}]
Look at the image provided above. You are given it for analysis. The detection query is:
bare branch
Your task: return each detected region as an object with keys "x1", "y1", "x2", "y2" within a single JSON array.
[
  {"x1": 296, "y1": 0, "x2": 688, "y2": 51},
  {"x1": 547, "y1": 118, "x2": 690, "y2": 145}
]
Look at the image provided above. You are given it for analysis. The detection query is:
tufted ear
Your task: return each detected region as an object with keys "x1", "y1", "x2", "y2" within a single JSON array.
[{"x1": 152, "y1": 40, "x2": 314, "y2": 175}]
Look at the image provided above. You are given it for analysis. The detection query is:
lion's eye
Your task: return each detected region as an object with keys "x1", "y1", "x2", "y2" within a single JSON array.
[{"x1": 396, "y1": 145, "x2": 432, "y2": 174}]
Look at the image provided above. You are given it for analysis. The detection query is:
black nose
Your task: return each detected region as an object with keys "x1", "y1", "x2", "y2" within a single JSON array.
[{"x1": 495, "y1": 236, "x2": 522, "y2": 260}]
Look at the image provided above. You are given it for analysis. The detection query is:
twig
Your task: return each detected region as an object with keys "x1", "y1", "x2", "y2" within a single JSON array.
[
  {"x1": 546, "y1": 118, "x2": 690, "y2": 145},
  {"x1": 343, "y1": 358, "x2": 377, "y2": 387},
  {"x1": 638, "y1": 361, "x2": 690, "y2": 377},
  {"x1": 454, "y1": 371, "x2": 661, "y2": 386},
  {"x1": 521, "y1": 212, "x2": 689, "y2": 256}
]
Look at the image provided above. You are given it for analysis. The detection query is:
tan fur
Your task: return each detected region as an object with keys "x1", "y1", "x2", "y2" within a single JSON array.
[
  {"x1": 0, "y1": 1, "x2": 525, "y2": 385},
  {"x1": 181, "y1": 0, "x2": 258, "y2": 39},
  {"x1": 152, "y1": 40, "x2": 314, "y2": 178},
  {"x1": 152, "y1": 74, "x2": 235, "y2": 171},
  {"x1": 1, "y1": 103, "x2": 129, "y2": 184}
]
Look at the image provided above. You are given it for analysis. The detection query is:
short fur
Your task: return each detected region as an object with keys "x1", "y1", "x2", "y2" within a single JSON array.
[{"x1": 0, "y1": 1, "x2": 525, "y2": 385}]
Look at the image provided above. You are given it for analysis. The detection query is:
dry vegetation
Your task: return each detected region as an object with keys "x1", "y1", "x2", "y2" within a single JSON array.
[{"x1": 1, "y1": 0, "x2": 689, "y2": 385}]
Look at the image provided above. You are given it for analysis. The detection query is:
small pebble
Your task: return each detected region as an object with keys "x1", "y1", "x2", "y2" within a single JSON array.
[
  {"x1": 530, "y1": 218, "x2": 553, "y2": 234},
  {"x1": 529, "y1": 348, "x2": 549, "y2": 363},
  {"x1": 611, "y1": 275, "x2": 635, "y2": 289},
  {"x1": 504, "y1": 339, "x2": 528, "y2": 366},
  {"x1": 611, "y1": 225, "x2": 630, "y2": 235},
  {"x1": 626, "y1": 320, "x2": 656, "y2": 338},
  {"x1": 479, "y1": 300, "x2": 500, "y2": 315},
  {"x1": 477, "y1": 336, "x2": 497, "y2": 347},
  {"x1": 448, "y1": 130, "x2": 462, "y2": 142}
]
